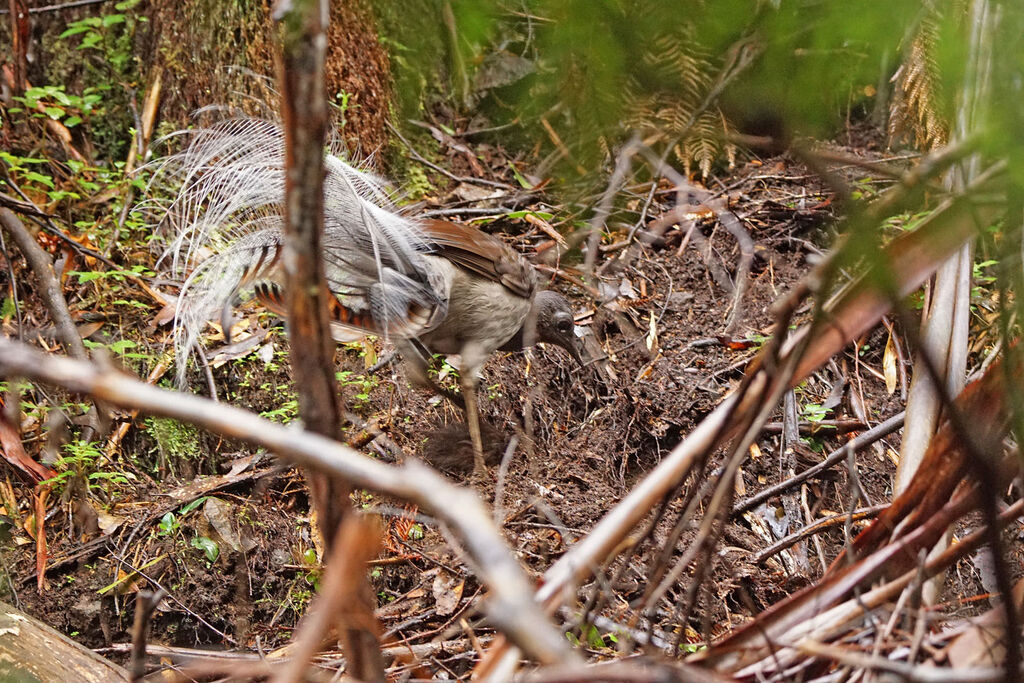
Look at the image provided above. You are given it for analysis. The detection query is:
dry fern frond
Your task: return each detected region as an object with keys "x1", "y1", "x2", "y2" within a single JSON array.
[
  {"x1": 625, "y1": 26, "x2": 727, "y2": 178},
  {"x1": 676, "y1": 112, "x2": 724, "y2": 179},
  {"x1": 889, "y1": 13, "x2": 949, "y2": 149}
]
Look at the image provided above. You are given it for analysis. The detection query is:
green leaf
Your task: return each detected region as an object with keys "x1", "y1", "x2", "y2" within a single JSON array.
[
  {"x1": 102, "y1": 14, "x2": 127, "y2": 27},
  {"x1": 506, "y1": 210, "x2": 555, "y2": 221},
  {"x1": 107, "y1": 339, "x2": 137, "y2": 355},
  {"x1": 157, "y1": 512, "x2": 177, "y2": 536},
  {"x1": 507, "y1": 161, "x2": 534, "y2": 189},
  {"x1": 179, "y1": 496, "x2": 211, "y2": 515},
  {"x1": 46, "y1": 190, "x2": 81, "y2": 202},
  {"x1": 191, "y1": 536, "x2": 220, "y2": 563},
  {"x1": 79, "y1": 33, "x2": 102, "y2": 49},
  {"x1": 70, "y1": 271, "x2": 105, "y2": 284},
  {"x1": 23, "y1": 172, "x2": 55, "y2": 189},
  {"x1": 584, "y1": 624, "x2": 606, "y2": 649},
  {"x1": 58, "y1": 24, "x2": 95, "y2": 39}
]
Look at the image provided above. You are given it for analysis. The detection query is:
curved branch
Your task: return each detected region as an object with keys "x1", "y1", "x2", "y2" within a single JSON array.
[{"x1": 0, "y1": 337, "x2": 577, "y2": 667}]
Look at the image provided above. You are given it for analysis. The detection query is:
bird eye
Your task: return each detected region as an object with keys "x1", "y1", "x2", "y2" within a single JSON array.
[{"x1": 558, "y1": 320, "x2": 571, "y2": 333}]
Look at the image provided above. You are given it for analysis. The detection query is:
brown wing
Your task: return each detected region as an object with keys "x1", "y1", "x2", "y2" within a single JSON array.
[{"x1": 420, "y1": 219, "x2": 535, "y2": 300}]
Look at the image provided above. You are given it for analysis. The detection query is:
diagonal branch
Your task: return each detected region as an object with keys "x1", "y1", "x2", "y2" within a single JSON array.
[{"x1": 0, "y1": 209, "x2": 87, "y2": 361}]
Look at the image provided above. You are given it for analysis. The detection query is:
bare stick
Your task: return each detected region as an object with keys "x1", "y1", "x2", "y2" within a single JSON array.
[
  {"x1": 275, "y1": 3, "x2": 382, "y2": 676},
  {"x1": 129, "y1": 589, "x2": 166, "y2": 682},
  {"x1": 0, "y1": 208, "x2": 99, "y2": 440},
  {"x1": 582, "y1": 136, "x2": 640, "y2": 277},
  {"x1": 731, "y1": 411, "x2": 905, "y2": 516},
  {"x1": 0, "y1": 209, "x2": 86, "y2": 360},
  {"x1": 272, "y1": 516, "x2": 383, "y2": 683}
]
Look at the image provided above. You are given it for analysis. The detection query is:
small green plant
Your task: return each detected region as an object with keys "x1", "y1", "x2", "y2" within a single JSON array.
[
  {"x1": 51, "y1": 440, "x2": 97, "y2": 481},
  {"x1": 801, "y1": 403, "x2": 830, "y2": 423},
  {"x1": 336, "y1": 370, "x2": 379, "y2": 409},
  {"x1": 157, "y1": 512, "x2": 180, "y2": 537},
  {"x1": 0, "y1": 151, "x2": 58, "y2": 197},
  {"x1": 81, "y1": 338, "x2": 152, "y2": 361},
  {"x1": 565, "y1": 624, "x2": 608, "y2": 650},
  {"x1": 333, "y1": 89, "x2": 359, "y2": 130},
  {"x1": 882, "y1": 209, "x2": 930, "y2": 234},
  {"x1": 43, "y1": 440, "x2": 133, "y2": 497},
  {"x1": 155, "y1": 496, "x2": 211, "y2": 539},
  {"x1": 428, "y1": 356, "x2": 460, "y2": 389},
  {"x1": 58, "y1": 0, "x2": 143, "y2": 77},
  {"x1": 191, "y1": 536, "x2": 219, "y2": 563},
  {"x1": 260, "y1": 399, "x2": 299, "y2": 423},
  {"x1": 69, "y1": 265, "x2": 155, "y2": 284},
  {"x1": 8, "y1": 85, "x2": 102, "y2": 131},
  {"x1": 300, "y1": 548, "x2": 322, "y2": 592},
  {"x1": 973, "y1": 259, "x2": 998, "y2": 284},
  {"x1": 583, "y1": 624, "x2": 607, "y2": 649}
]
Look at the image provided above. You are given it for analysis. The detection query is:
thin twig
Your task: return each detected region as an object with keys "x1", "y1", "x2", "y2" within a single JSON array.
[
  {"x1": 0, "y1": 210, "x2": 87, "y2": 361},
  {"x1": 582, "y1": 136, "x2": 640, "y2": 277},
  {"x1": 386, "y1": 121, "x2": 515, "y2": 191},
  {"x1": 754, "y1": 505, "x2": 885, "y2": 564},
  {"x1": 731, "y1": 411, "x2": 905, "y2": 516},
  {"x1": 129, "y1": 589, "x2": 167, "y2": 682}
]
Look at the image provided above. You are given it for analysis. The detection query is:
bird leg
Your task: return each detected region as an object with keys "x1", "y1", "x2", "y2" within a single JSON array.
[
  {"x1": 459, "y1": 372, "x2": 487, "y2": 477},
  {"x1": 397, "y1": 340, "x2": 485, "y2": 475},
  {"x1": 394, "y1": 340, "x2": 467, "y2": 410}
]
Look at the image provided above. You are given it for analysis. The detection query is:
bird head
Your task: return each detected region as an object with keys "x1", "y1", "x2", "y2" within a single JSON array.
[{"x1": 531, "y1": 290, "x2": 584, "y2": 366}]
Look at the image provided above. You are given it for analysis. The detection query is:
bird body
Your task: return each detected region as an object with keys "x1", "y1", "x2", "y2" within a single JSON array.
[{"x1": 149, "y1": 117, "x2": 579, "y2": 472}]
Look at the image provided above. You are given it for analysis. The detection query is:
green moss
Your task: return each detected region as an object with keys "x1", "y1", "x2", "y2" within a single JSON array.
[{"x1": 146, "y1": 417, "x2": 201, "y2": 461}]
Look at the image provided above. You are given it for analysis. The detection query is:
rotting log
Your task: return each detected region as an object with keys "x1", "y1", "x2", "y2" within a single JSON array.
[{"x1": 0, "y1": 600, "x2": 128, "y2": 682}]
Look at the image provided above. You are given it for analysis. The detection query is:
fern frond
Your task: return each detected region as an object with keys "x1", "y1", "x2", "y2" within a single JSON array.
[{"x1": 889, "y1": 13, "x2": 949, "y2": 149}]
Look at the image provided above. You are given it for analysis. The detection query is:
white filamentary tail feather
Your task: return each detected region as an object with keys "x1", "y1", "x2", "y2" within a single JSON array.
[{"x1": 144, "y1": 117, "x2": 445, "y2": 385}]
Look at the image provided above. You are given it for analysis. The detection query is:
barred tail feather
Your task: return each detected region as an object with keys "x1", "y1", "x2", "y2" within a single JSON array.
[{"x1": 145, "y1": 116, "x2": 446, "y2": 385}]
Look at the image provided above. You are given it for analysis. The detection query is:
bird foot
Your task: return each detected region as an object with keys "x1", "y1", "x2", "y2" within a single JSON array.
[{"x1": 470, "y1": 450, "x2": 490, "y2": 483}]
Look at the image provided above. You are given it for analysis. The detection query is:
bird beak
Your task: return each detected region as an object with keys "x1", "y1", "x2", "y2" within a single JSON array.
[{"x1": 565, "y1": 331, "x2": 585, "y2": 367}]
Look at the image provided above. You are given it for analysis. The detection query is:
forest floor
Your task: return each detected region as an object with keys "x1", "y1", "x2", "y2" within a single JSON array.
[{"x1": 1, "y1": 118, "x2": 1009, "y2": 679}]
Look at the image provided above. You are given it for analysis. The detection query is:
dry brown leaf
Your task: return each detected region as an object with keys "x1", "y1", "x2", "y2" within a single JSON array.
[
  {"x1": 0, "y1": 414, "x2": 56, "y2": 483},
  {"x1": 432, "y1": 569, "x2": 464, "y2": 617},
  {"x1": 883, "y1": 330, "x2": 898, "y2": 395}
]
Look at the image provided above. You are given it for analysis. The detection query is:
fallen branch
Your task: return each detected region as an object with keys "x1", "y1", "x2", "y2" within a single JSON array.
[
  {"x1": 0, "y1": 337, "x2": 576, "y2": 667},
  {"x1": 0, "y1": 599, "x2": 128, "y2": 681},
  {"x1": 732, "y1": 410, "x2": 905, "y2": 516}
]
